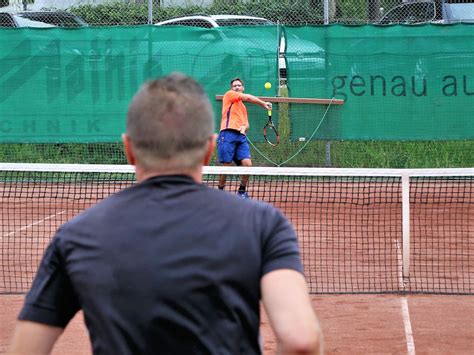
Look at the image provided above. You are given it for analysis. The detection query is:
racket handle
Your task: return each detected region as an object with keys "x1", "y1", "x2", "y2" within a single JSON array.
[{"x1": 267, "y1": 110, "x2": 272, "y2": 116}]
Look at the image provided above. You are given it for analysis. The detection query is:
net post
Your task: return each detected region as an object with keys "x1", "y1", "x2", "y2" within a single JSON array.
[{"x1": 401, "y1": 173, "x2": 411, "y2": 278}]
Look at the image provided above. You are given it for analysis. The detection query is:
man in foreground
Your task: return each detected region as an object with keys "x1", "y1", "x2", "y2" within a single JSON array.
[
  {"x1": 9, "y1": 73, "x2": 322, "y2": 354},
  {"x1": 217, "y1": 77, "x2": 272, "y2": 198}
]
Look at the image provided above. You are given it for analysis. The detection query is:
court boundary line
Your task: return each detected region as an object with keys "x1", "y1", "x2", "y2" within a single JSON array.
[
  {"x1": 401, "y1": 297, "x2": 416, "y2": 355},
  {"x1": 1, "y1": 211, "x2": 66, "y2": 240},
  {"x1": 395, "y1": 238, "x2": 416, "y2": 354}
]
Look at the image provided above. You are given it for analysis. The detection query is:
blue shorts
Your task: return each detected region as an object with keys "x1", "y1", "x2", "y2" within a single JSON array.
[{"x1": 217, "y1": 130, "x2": 251, "y2": 165}]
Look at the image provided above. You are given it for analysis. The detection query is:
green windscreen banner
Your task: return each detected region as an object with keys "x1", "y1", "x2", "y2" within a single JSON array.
[
  {"x1": 0, "y1": 24, "x2": 473, "y2": 143},
  {"x1": 285, "y1": 24, "x2": 474, "y2": 140},
  {"x1": 0, "y1": 25, "x2": 278, "y2": 143}
]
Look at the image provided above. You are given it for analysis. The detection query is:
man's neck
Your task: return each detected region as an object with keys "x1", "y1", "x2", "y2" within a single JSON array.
[{"x1": 135, "y1": 166, "x2": 203, "y2": 183}]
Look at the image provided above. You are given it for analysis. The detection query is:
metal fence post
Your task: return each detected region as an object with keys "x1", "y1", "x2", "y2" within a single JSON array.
[
  {"x1": 324, "y1": 0, "x2": 332, "y2": 167},
  {"x1": 147, "y1": 0, "x2": 153, "y2": 25},
  {"x1": 325, "y1": 141, "x2": 332, "y2": 167},
  {"x1": 324, "y1": 0, "x2": 329, "y2": 24}
]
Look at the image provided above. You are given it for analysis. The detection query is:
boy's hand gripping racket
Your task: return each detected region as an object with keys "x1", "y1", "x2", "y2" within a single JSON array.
[{"x1": 263, "y1": 109, "x2": 280, "y2": 147}]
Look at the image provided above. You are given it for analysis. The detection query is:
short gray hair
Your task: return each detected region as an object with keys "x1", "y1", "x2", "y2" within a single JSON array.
[{"x1": 126, "y1": 73, "x2": 215, "y2": 171}]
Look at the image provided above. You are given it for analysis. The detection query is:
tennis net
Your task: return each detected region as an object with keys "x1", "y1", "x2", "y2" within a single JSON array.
[{"x1": 1, "y1": 163, "x2": 473, "y2": 294}]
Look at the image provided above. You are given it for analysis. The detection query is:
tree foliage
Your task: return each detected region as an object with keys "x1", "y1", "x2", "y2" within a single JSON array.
[{"x1": 70, "y1": 1, "x2": 325, "y2": 26}]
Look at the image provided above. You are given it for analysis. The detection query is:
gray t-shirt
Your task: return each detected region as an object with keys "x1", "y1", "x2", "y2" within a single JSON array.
[{"x1": 19, "y1": 175, "x2": 303, "y2": 354}]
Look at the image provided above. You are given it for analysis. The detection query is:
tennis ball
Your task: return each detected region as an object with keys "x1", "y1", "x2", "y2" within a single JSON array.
[{"x1": 264, "y1": 82, "x2": 272, "y2": 90}]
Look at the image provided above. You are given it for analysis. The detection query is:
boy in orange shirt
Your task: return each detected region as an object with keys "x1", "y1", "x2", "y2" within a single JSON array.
[{"x1": 218, "y1": 78, "x2": 272, "y2": 198}]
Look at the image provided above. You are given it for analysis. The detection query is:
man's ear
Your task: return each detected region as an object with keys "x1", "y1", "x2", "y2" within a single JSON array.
[
  {"x1": 122, "y1": 133, "x2": 136, "y2": 166},
  {"x1": 203, "y1": 134, "x2": 217, "y2": 166}
]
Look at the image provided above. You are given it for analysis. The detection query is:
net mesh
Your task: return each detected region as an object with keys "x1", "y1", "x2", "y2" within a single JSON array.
[{"x1": 1, "y1": 163, "x2": 473, "y2": 295}]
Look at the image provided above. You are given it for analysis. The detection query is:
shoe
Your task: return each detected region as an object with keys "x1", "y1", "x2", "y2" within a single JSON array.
[{"x1": 237, "y1": 191, "x2": 249, "y2": 199}]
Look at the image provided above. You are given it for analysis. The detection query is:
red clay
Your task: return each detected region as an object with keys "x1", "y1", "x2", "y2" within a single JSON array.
[{"x1": 2, "y1": 294, "x2": 474, "y2": 354}]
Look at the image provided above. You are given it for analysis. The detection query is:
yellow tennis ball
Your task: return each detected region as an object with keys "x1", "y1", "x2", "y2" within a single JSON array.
[{"x1": 264, "y1": 82, "x2": 272, "y2": 89}]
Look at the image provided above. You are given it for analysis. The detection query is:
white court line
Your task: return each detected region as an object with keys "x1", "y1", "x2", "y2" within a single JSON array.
[
  {"x1": 1, "y1": 211, "x2": 66, "y2": 240},
  {"x1": 401, "y1": 297, "x2": 416, "y2": 355},
  {"x1": 394, "y1": 239, "x2": 416, "y2": 355}
]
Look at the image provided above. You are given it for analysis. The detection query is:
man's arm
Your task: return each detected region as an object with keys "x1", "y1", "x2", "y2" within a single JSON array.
[
  {"x1": 8, "y1": 320, "x2": 63, "y2": 354},
  {"x1": 241, "y1": 93, "x2": 272, "y2": 110},
  {"x1": 261, "y1": 269, "x2": 323, "y2": 354}
]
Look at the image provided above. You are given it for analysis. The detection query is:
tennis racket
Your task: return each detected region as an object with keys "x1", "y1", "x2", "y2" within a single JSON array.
[{"x1": 263, "y1": 109, "x2": 280, "y2": 146}]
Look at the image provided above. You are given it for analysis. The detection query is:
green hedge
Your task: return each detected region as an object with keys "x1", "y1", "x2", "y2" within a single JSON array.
[{"x1": 69, "y1": 1, "x2": 324, "y2": 26}]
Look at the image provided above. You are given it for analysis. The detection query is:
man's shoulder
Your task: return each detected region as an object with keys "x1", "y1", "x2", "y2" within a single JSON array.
[
  {"x1": 56, "y1": 180, "x2": 204, "y2": 227},
  {"x1": 223, "y1": 90, "x2": 243, "y2": 101},
  {"x1": 57, "y1": 183, "x2": 142, "y2": 235}
]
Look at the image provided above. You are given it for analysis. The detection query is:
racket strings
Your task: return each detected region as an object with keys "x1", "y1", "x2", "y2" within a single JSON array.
[{"x1": 264, "y1": 125, "x2": 279, "y2": 146}]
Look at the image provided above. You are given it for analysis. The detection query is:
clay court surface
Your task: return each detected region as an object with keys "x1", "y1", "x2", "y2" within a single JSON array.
[
  {"x1": 1, "y1": 294, "x2": 474, "y2": 354},
  {"x1": 1, "y1": 175, "x2": 473, "y2": 353}
]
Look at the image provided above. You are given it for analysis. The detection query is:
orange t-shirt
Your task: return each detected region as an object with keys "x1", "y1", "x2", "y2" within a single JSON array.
[{"x1": 220, "y1": 90, "x2": 248, "y2": 132}]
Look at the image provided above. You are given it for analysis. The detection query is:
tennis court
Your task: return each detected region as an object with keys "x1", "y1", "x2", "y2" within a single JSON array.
[
  {"x1": 2, "y1": 294, "x2": 474, "y2": 353},
  {"x1": 1, "y1": 164, "x2": 473, "y2": 353}
]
